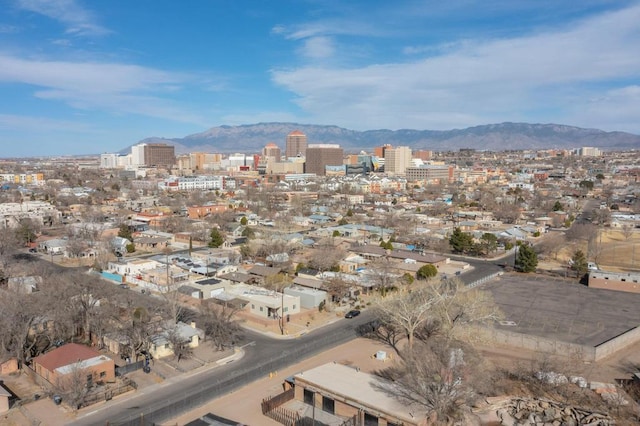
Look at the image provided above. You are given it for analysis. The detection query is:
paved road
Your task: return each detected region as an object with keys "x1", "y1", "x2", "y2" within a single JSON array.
[{"x1": 71, "y1": 312, "x2": 374, "y2": 426}]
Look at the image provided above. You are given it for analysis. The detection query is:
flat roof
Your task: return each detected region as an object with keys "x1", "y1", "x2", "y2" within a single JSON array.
[
  {"x1": 484, "y1": 275, "x2": 640, "y2": 347},
  {"x1": 294, "y1": 362, "x2": 427, "y2": 423}
]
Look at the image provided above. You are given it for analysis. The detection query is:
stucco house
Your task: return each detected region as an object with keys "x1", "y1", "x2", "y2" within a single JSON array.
[
  {"x1": 293, "y1": 362, "x2": 429, "y2": 426},
  {"x1": 149, "y1": 321, "x2": 204, "y2": 359},
  {"x1": 32, "y1": 343, "x2": 115, "y2": 388}
]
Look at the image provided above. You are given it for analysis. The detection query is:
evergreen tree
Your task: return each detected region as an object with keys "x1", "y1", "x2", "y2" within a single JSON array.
[
  {"x1": 208, "y1": 228, "x2": 224, "y2": 248},
  {"x1": 515, "y1": 243, "x2": 538, "y2": 273},
  {"x1": 416, "y1": 264, "x2": 438, "y2": 280},
  {"x1": 449, "y1": 227, "x2": 474, "y2": 254},
  {"x1": 570, "y1": 249, "x2": 588, "y2": 277},
  {"x1": 479, "y1": 233, "x2": 498, "y2": 255},
  {"x1": 240, "y1": 216, "x2": 248, "y2": 226},
  {"x1": 552, "y1": 200, "x2": 564, "y2": 211},
  {"x1": 118, "y1": 223, "x2": 133, "y2": 241}
]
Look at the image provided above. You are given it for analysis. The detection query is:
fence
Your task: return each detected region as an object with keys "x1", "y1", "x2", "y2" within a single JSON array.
[
  {"x1": 261, "y1": 388, "x2": 295, "y2": 414},
  {"x1": 110, "y1": 325, "x2": 360, "y2": 425},
  {"x1": 79, "y1": 378, "x2": 137, "y2": 409},
  {"x1": 116, "y1": 360, "x2": 145, "y2": 376},
  {"x1": 467, "y1": 271, "x2": 503, "y2": 289},
  {"x1": 264, "y1": 405, "x2": 301, "y2": 426}
]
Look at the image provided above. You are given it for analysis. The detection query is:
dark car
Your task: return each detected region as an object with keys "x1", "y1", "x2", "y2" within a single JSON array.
[
  {"x1": 345, "y1": 309, "x2": 361, "y2": 319},
  {"x1": 28, "y1": 248, "x2": 37, "y2": 253}
]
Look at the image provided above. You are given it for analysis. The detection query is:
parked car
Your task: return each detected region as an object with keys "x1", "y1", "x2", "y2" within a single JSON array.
[
  {"x1": 28, "y1": 248, "x2": 37, "y2": 253},
  {"x1": 345, "y1": 309, "x2": 361, "y2": 319}
]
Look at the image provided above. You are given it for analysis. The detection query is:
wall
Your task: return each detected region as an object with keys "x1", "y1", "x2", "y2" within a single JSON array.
[
  {"x1": 595, "y1": 326, "x2": 640, "y2": 360},
  {"x1": 477, "y1": 327, "x2": 596, "y2": 361},
  {"x1": 479, "y1": 325, "x2": 640, "y2": 362}
]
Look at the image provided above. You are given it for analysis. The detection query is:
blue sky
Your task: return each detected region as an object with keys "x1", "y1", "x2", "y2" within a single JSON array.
[{"x1": 1, "y1": 0, "x2": 639, "y2": 157}]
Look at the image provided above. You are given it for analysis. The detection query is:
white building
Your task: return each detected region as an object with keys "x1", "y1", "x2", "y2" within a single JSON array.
[{"x1": 158, "y1": 175, "x2": 226, "y2": 191}]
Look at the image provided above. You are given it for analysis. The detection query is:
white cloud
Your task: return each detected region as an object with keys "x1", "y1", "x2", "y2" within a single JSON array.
[
  {"x1": 16, "y1": 0, "x2": 109, "y2": 36},
  {"x1": 272, "y1": 4, "x2": 640, "y2": 132},
  {"x1": 300, "y1": 36, "x2": 335, "y2": 59},
  {"x1": 0, "y1": 53, "x2": 209, "y2": 125}
]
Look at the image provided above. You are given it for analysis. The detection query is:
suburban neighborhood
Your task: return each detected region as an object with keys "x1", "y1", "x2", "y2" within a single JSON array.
[{"x1": 0, "y1": 135, "x2": 639, "y2": 426}]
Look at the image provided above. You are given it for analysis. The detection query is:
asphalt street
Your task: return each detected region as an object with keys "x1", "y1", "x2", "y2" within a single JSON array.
[{"x1": 71, "y1": 312, "x2": 375, "y2": 426}]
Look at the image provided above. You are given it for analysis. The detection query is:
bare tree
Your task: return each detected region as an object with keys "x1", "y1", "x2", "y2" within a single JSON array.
[
  {"x1": 308, "y1": 239, "x2": 345, "y2": 273},
  {"x1": 375, "y1": 338, "x2": 487, "y2": 423},
  {"x1": 565, "y1": 223, "x2": 597, "y2": 243},
  {"x1": 165, "y1": 326, "x2": 193, "y2": 361},
  {"x1": 56, "y1": 362, "x2": 91, "y2": 410},
  {"x1": 536, "y1": 233, "x2": 565, "y2": 260},
  {"x1": 373, "y1": 278, "x2": 502, "y2": 351},
  {"x1": 366, "y1": 256, "x2": 400, "y2": 297},
  {"x1": 373, "y1": 286, "x2": 439, "y2": 350},
  {"x1": 621, "y1": 224, "x2": 634, "y2": 242},
  {"x1": 200, "y1": 302, "x2": 243, "y2": 351}
]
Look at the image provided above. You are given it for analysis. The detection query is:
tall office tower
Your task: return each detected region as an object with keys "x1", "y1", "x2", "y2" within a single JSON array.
[
  {"x1": 263, "y1": 142, "x2": 282, "y2": 161},
  {"x1": 132, "y1": 143, "x2": 175, "y2": 167},
  {"x1": 374, "y1": 144, "x2": 392, "y2": 158},
  {"x1": 305, "y1": 144, "x2": 344, "y2": 176},
  {"x1": 131, "y1": 144, "x2": 146, "y2": 166},
  {"x1": 384, "y1": 146, "x2": 412, "y2": 175},
  {"x1": 285, "y1": 130, "x2": 308, "y2": 158}
]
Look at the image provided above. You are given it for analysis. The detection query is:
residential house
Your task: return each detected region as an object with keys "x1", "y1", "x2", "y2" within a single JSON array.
[
  {"x1": 247, "y1": 265, "x2": 282, "y2": 284},
  {"x1": 293, "y1": 362, "x2": 429, "y2": 426},
  {"x1": 32, "y1": 343, "x2": 115, "y2": 388},
  {"x1": 149, "y1": 322, "x2": 204, "y2": 359},
  {"x1": 7, "y1": 276, "x2": 41, "y2": 294},
  {"x1": 38, "y1": 238, "x2": 67, "y2": 254}
]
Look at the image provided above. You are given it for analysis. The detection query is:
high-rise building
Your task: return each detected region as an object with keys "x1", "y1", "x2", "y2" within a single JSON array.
[
  {"x1": 374, "y1": 144, "x2": 392, "y2": 158},
  {"x1": 285, "y1": 130, "x2": 308, "y2": 158},
  {"x1": 305, "y1": 144, "x2": 344, "y2": 176},
  {"x1": 131, "y1": 143, "x2": 175, "y2": 167},
  {"x1": 384, "y1": 146, "x2": 412, "y2": 174},
  {"x1": 263, "y1": 143, "x2": 282, "y2": 161}
]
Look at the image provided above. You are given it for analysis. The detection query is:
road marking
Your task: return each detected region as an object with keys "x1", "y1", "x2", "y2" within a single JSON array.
[{"x1": 240, "y1": 341, "x2": 256, "y2": 348}]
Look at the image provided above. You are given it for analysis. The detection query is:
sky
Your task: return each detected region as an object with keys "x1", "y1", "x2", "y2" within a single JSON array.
[{"x1": 0, "y1": 0, "x2": 639, "y2": 157}]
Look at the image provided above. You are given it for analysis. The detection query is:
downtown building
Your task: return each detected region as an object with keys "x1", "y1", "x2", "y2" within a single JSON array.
[
  {"x1": 384, "y1": 146, "x2": 412, "y2": 175},
  {"x1": 285, "y1": 130, "x2": 308, "y2": 158},
  {"x1": 130, "y1": 143, "x2": 176, "y2": 167},
  {"x1": 405, "y1": 164, "x2": 456, "y2": 184},
  {"x1": 305, "y1": 144, "x2": 344, "y2": 176}
]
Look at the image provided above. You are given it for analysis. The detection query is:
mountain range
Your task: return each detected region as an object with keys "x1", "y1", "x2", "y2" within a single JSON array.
[{"x1": 133, "y1": 122, "x2": 640, "y2": 154}]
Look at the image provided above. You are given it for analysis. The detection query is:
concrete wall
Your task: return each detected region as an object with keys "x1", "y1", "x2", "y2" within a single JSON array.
[
  {"x1": 479, "y1": 325, "x2": 640, "y2": 362},
  {"x1": 595, "y1": 326, "x2": 640, "y2": 360},
  {"x1": 477, "y1": 327, "x2": 596, "y2": 361}
]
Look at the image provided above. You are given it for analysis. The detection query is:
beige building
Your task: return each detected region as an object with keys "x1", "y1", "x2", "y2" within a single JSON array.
[
  {"x1": 384, "y1": 146, "x2": 412, "y2": 175},
  {"x1": 293, "y1": 362, "x2": 429, "y2": 425}
]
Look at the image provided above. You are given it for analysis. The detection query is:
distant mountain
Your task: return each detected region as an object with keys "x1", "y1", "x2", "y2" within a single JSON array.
[{"x1": 132, "y1": 122, "x2": 640, "y2": 154}]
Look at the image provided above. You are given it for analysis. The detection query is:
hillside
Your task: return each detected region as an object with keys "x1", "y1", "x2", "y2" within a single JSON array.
[{"x1": 131, "y1": 122, "x2": 640, "y2": 154}]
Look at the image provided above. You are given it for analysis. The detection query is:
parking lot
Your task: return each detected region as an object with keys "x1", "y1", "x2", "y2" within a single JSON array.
[{"x1": 483, "y1": 274, "x2": 640, "y2": 347}]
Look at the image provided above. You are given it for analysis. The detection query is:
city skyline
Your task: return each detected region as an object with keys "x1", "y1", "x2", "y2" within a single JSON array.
[{"x1": 1, "y1": 0, "x2": 639, "y2": 157}]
